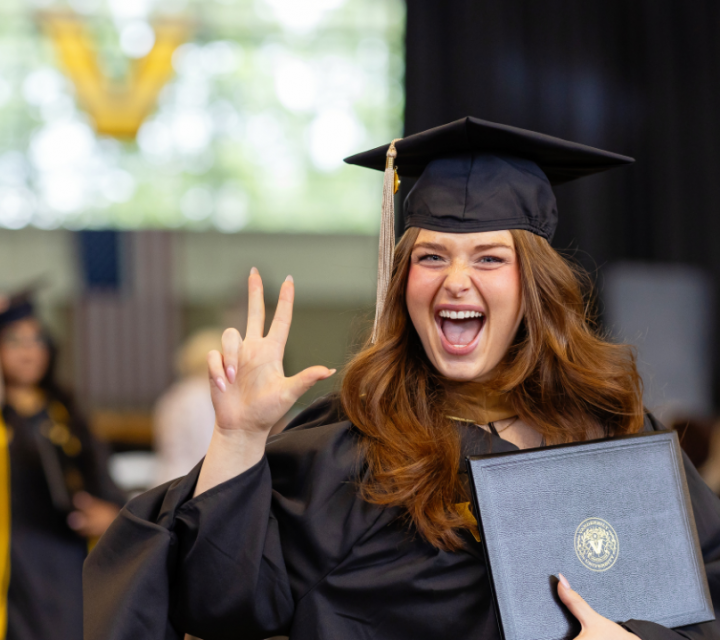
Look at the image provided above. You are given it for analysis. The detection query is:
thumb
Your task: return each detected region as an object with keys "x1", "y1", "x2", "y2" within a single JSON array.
[
  {"x1": 557, "y1": 574, "x2": 598, "y2": 628},
  {"x1": 287, "y1": 366, "x2": 336, "y2": 399}
]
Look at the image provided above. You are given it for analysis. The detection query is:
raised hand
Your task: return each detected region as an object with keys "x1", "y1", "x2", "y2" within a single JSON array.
[
  {"x1": 207, "y1": 268, "x2": 335, "y2": 437},
  {"x1": 195, "y1": 268, "x2": 335, "y2": 496}
]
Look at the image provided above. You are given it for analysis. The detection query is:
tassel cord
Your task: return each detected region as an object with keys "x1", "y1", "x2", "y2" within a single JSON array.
[{"x1": 372, "y1": 139, "x2": 400, "y2": 343}]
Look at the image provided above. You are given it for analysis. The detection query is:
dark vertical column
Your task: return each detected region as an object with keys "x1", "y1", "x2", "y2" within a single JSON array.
[{"x1": 404, "y1": 0, "x2": 720, "y2": 402}]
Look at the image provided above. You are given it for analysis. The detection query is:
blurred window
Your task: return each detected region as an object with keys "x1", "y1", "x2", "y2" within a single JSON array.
[{"x1": 0, "y1": 0, "x2": 404, "y2": 233}]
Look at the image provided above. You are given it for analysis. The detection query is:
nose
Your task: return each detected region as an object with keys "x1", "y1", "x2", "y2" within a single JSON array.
[{"x1": 443, "y1": 263, "x2": 472, "y2": 298}]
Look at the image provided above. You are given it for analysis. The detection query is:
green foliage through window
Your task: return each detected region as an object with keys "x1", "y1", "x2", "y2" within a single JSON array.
[{"x1": 0, "y1": 0, "x2": 405, "y2": 233}]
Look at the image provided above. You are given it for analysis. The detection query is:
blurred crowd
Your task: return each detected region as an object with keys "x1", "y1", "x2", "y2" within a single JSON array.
[{"x1": 0, "y1": 292, "x2": 227, "y2": 639}]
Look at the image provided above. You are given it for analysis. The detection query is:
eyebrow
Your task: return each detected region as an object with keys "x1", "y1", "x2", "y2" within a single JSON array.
[{"x1": 411, "y1": 241, "x2": 514, "y2": 252}]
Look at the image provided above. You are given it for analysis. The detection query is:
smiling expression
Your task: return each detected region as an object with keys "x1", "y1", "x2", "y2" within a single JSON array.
[{"x1": 406, "y1": 229, "x2": 524, "y2": 381}]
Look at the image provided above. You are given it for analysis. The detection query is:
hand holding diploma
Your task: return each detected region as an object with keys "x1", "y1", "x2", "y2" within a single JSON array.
[{"x1": 558, "y1": 575, "x2": 639, "y2": 640}]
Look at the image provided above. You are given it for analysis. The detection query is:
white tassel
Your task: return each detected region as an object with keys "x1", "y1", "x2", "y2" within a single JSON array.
[{"x1": 372, "y1": 139, "x2": 400, "y2": 343}]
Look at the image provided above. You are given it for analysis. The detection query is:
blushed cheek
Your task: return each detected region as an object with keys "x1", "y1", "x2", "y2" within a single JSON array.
[
  {"x1": 499, "y1": 273, "x2": 523, "y2": 337},
  {"x1": 492, "y1": 267, "x2": 521, "y2": 310},
  {"x1": 406, "y1": 266, "x2": 436, "y2": 338},
  {"x1": 405, "y1": 265, "x2": 428, "y2": 310}
]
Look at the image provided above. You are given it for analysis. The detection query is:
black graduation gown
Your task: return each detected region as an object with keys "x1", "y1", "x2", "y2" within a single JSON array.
[
  {"x1": 4, "y1": 402, "x2": 124, "y2": 640},
  {"x1": 84, "y1": 397, "x2": 720, "y2": 640}
]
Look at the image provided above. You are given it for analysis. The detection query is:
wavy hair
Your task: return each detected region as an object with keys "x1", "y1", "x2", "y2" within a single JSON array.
[{"x1": 340, "y1": 228, "x2": 644, "y2": 551}]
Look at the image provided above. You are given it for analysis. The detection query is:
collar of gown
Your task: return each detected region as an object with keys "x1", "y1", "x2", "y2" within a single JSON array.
[{"x1": 447, "y1": 387, "x2": 516, "y2": 425}]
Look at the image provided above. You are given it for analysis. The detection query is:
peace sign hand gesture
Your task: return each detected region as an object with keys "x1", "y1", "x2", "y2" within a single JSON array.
[
  {"x1": 196, "y1": 269, "x2": 335, "y2": 496},
  {"x1": 208, "y1": 268, "x2": 335, "y2": 435}
]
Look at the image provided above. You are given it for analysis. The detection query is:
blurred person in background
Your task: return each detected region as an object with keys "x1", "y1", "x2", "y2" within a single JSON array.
[
  {"x1": 0, "y1": 291, "x2": 125, "y2": 640},
  {"x1": 153, "y1": 328, "x2": 222, "y2": 486}
]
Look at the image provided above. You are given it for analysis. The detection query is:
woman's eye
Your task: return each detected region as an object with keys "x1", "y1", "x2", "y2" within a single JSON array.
[
  {"x1": 478, "y1": 256, "x2": 504, "y2": 265},
  {"x1": 417, "y1": 253, "x2": 443, "y2": 263}
]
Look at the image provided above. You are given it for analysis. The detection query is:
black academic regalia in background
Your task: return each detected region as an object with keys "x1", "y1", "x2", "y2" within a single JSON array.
[
  {"x1": 4, "y1": 400, "x2": 124, "y2": 640},
  {"x1": 84, "y1": 396, "x2": 720, "y2": 640}
]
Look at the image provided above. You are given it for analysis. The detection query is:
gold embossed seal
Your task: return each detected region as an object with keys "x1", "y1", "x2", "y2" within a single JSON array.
[{"x1": 574, "y1": 518, "x2": 619, "y2": 572}]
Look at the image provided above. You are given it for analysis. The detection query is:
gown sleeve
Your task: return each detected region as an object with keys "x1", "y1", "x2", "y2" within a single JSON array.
[
  {"x1": 83, "y1": 397, "x2": 373, "y2": 640},
  {"x1": 622, "y1": 415, "x2": 720, "y2": 640},
  {"x1": 83, "y1": 472, "x2": 197, "y2": 640}
]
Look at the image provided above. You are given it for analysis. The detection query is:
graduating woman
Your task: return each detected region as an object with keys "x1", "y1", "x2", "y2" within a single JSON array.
[
  {"x1": 0, "y1": 293, "x2": 124, "y2": 640},
  {"x1": 85, "y1": 118, "x2": 720, "y2": 640}
]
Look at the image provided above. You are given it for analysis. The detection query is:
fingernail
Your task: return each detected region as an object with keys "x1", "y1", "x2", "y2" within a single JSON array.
[
  {"x1": 67, "y1": 513, "x2": 81, "y2": 529},
  {"x1": 558, "y1": 573, "x2": 570, "y2": 589},
  {"x1": 226, "y1": 366, "x2": 236, "y2": 383},
  {"x1": 215, "y1": 377, "x2": 227, "y2": 392},
  {"x1": 285, "y1": 274, "x2": 294, "y2": 283},
  {"x1": 250, "y1": 267, "x2": 258, "y2": 275}
]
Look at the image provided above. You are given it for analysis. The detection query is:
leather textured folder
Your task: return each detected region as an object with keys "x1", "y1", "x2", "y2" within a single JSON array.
[{"x1": 466, "y1": 431, "x2": 714, "y2": 640}]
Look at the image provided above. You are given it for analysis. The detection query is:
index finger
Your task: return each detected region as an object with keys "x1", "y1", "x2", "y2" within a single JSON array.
[
  {"x1": 266, "y1": 275, "x2": 294, "y2": 347},
  {"x1": 246, "y1": 267, "x2": 266, "y2": 338}
]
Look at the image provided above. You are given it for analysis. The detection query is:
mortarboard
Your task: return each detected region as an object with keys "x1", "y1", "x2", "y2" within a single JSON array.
[
  {"x1": 344, "y1": 116, "x2": 634, "y2": 340},
  {"x1": 0, "y1": 290, "x2": 37, "y2": 331}
]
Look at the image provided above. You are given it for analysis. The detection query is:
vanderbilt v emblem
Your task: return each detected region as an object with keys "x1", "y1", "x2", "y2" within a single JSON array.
[
  {"x1": 575, "y1": 518, "x2": 619, "y2": 572},
  {"x1": 589, "y1": 539, "x2": 604, "y2": 555},
  {"x1": 38, "y1": 13, "x2": 189, "y2": 138}
]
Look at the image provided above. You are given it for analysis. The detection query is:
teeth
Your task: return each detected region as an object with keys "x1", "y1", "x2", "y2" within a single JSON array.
[{"x1": 438, "y1": 309, "x2": 484, "y2": 319}]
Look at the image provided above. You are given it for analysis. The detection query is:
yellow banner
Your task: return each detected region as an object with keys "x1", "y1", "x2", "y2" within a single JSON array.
[
  {"x1": 0, "y1": 416, "x2": 10, "y2": 639},
  {"x1": 38, "y1": 12, "x2": 189, "y2": 138}
]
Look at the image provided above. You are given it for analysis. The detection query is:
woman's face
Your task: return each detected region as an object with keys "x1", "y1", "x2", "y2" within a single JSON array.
[
  {"x1": 406, "y1": 229, "x2": 524, "y2": 381},
  {"x1": 0, "y1": 318, "x2": 50, "y2": 387}
]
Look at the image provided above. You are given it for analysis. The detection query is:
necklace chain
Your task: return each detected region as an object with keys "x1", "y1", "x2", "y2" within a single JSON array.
[{"x1": 489, "y1": 415, "x2": 519, "y2": 434}]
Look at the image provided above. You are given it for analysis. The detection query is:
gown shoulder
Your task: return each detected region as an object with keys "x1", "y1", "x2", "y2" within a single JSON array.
[{"x1": 84, "y1": 394, "x2": 381, "y2": 640}]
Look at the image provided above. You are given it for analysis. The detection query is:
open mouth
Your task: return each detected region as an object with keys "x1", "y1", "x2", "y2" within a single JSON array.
[{"x1": 436, "y1": 308, "x2": 485, "y2": 354}]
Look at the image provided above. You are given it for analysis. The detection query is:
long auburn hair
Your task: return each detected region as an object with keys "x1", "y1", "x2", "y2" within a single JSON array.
[{"x1": 340, "y1": 227, "x2": 645, "y2": 551}]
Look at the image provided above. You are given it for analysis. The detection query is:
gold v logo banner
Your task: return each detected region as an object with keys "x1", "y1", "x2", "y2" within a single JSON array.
[{"x1": 38, "y1": 12, "x2": 190, "y2": 138}]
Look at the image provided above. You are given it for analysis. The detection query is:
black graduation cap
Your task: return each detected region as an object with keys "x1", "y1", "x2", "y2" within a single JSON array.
[
  {"x1": 343, "y1": 116, "x2": 634, "y2": 340},
  {"x1": 0, "y1": 289, "x2": 38, "y2": 331}
]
